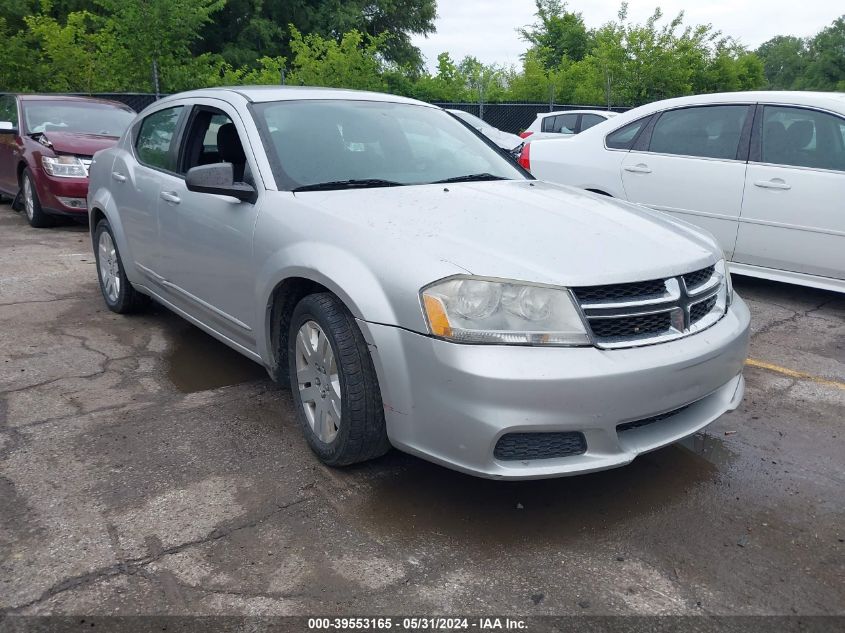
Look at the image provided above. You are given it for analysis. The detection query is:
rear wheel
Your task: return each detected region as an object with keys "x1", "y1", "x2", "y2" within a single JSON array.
[
  {"x1": 287, "y1": 292, "x2": 390, "y2": 466},
  {"x1": 21, "y1": 168, "x2": 53, "y2": 228},
  {"x1": 94, "y1": 219, "x2": 148, "y2": 313}
]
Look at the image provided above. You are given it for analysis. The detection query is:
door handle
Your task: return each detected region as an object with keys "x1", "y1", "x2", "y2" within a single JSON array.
[
  {"x1": 111, "y1": 171, "x2": 126, "y2": 183},
  {"x1": 624, "y1": 164, "x2": 652, "y2": 174},
  {"x1": 754, "y1": 179, "x2": 791, "y2": 190},
  {"x1": 160, "y1": 191, "x2": 181, "y2": 204}
]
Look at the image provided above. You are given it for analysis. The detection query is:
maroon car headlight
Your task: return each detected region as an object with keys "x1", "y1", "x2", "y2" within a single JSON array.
[{"x1": 42, "y1": 155, "x2": 87, "y2": 178}]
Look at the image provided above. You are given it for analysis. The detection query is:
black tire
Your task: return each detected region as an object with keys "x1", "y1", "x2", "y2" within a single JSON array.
[
  {"x1": 287, "y1": 292, "x2": 390, "y2": 466},
  {"x1": 93, "y1": 219, "x2": 149, "y2": 313},
  {"x1": 21, "y1": 168, "x2": 53, "y2": 228}
]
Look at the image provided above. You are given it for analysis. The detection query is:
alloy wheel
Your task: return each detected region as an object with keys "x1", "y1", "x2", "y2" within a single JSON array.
[
  {"x1": 23, "y1": 176, "x2": 34, "y2": 221},
  {"x1": 295, "y1": 320, "x2": 342, "y2": 443},
  {"x1": 98, "y1": 230, "x2": 121, "y2": 303}
]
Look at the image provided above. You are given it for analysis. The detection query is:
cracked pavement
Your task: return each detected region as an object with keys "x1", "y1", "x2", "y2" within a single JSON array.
[{"x1": 0, "y1": 204, "x2": 843, "y2": 616}]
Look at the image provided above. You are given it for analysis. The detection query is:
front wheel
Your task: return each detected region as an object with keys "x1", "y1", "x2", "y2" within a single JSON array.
[
  {"x1": 21, "y1": 168, "x2": 53, "y2": 228},
  {"x1": 287, "y1": 293, "x2": 390, "y2": 466},
  {"x1": 94, "y1": 219, "x2": 148, "y2": 313}
]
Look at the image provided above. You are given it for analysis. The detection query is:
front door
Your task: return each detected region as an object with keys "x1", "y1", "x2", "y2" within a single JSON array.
[
  {"x1": 620, "y1": 104, "x2": 752, "y2": 260},
  {"x1": 0, "y1": 95, "x2": 20, "y2": 194},
  {"x1": 734, "y1": 104, "x2": 845, "y2": 280},
  {"x1": 156, "y1": 102, "x2": 263, "y2": 351}
]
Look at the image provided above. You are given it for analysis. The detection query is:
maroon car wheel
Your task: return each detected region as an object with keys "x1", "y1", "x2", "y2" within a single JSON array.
[{"x1": 21, "y1": 168, "x2": 53, "y2": 228}]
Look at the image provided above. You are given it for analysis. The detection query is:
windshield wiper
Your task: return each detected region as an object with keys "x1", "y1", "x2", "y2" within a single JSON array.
[
  {"x1": 292, "y1": 179, "x2": 403, "y2": 192},
  {"x1": 432, "y1": 173, "x2": 509, "y2": 184}
]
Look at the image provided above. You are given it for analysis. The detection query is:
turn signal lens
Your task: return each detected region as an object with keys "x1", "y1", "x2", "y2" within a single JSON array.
[{"x1": 423, "y1": 295, "x2": 452, "y2": 338}]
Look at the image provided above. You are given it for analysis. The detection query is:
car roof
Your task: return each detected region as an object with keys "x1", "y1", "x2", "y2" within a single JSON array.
[
  {"x1": 157, "y1": 86, "x2": 435, "y2": 108},
  {"x1": 538, "y1": 109, "x2": 617, "y2": 118},
  {"x1": 592, "y1": 90, "x2": 845, "y2": 133},
  {"x1": 628, "y1": 91, "x2": 845, "y2": 116},
  {"x1": 15, "y1": 94, "x2": 132, "y2": 108}
]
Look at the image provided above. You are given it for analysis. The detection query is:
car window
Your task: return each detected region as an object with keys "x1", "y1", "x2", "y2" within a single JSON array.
[
  {"x1": 0, "y1": 95, "x2": 18, "y2": 127},
  {"x1": 605, "y1": 118, "x2": 649, "y2": 150},
  {"x1": 761, "y1": 106, "x2": 845, "y2": 172},
  {"x1": 543, "y1": 113, "x2": 577, "y2": 134},
  {"x1": 649, "y1": 105, "x2": 749, "y2": 160},
  {"x1": 580, "y1": 114, "x2": 605, "y2": 131},
  {"x1": 135, "y1": 106, "x2": 183, "y2": 171},
  {"x1": 180, "y1": 108, "x2": 251, "y2": 183},
  {"x1": 254, "y1": 100, "x2": 524, "y2": 190}
]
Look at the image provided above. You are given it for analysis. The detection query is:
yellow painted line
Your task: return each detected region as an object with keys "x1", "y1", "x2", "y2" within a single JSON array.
[{"x1": 745, "y1": 358, "x2": 845, "y2": 391}]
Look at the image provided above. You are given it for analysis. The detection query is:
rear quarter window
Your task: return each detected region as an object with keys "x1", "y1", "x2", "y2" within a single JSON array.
[{"x1": 605, "y1": 117, "x2": 650, "y2": 150}]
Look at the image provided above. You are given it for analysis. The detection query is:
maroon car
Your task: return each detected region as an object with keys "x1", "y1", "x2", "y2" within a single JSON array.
[{"x1": 0, "y1": 94, "x2": 135, "y2": 227}]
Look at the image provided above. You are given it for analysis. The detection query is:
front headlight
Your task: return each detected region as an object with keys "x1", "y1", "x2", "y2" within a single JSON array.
[
  {"x1": 42, "y1": 155, "x2": 87, "y2": 178},
  {"x1": 421, "y1": 277, "x2": 591, "y2": 346}
]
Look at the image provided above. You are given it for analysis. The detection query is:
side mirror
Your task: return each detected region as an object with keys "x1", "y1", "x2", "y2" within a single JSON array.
[
  {"x1": 185, "y1": 163, "x2": 257, "y2": 203},
  {"x1": 0, "y1": 121, "x2": 16, "y2": 134}
]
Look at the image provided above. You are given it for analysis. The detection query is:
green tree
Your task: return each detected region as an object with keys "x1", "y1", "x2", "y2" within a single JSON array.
[
  {"x1": 23, "y1": 11, "x2": 126, "y2": 92},
  {"x1": 285, "y1": 27, "x2": 388, "y2": 92},
  {"x1": 94, "y1": 0, "x2": 226, "y2": 93},
  {"x1": 804, "y1": 16, "x2": 845, "y2": 90},
  {"x1": 756, "y1": 36, "x2": 809, "y2": 89},
  {"x1": 197, "y1": 0, "x2": 435, "y2": 71},
  {"x1": 520, "y1": 0, "x2": 592, "y2": 69}
]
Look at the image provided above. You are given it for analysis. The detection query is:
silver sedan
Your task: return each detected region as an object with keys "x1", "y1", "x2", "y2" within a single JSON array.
[{"x1": 87, "y1": 87, "x2": 750, "y2": 479}]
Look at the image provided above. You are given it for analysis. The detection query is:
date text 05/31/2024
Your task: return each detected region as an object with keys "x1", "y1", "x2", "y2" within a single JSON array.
[{"x1": 307, "y1": 617, "x2": 528, "y2": 630}]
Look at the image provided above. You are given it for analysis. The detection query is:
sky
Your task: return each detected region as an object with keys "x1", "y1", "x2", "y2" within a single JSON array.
[{"x1": 411, "y1": 0, "x2": 843, "y2": 71}]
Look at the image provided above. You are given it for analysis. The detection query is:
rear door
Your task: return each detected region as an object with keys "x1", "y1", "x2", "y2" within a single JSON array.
[
  {"x1": 620, "y1": 104, "x2": 752, "y2": 259},
  {"x1": 114, "y1": 104, "x2": 185, "y2": 284},
  {"x1": 734, "y1": 104, "x2": 845, "y2": 280}
]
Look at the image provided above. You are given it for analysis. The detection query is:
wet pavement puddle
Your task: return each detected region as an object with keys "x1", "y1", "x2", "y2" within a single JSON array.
[
  {"x1": 165, "y1": 322, "x2": 269, "y2": 393},
  {"x1": 347, "y1": 432, "x2": 738, "y2": 545}
]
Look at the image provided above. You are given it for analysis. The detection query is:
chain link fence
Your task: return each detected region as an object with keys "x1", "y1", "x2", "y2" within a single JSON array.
[{"x1": 70, "y1": 94, "x2": 630, "y2": 135}]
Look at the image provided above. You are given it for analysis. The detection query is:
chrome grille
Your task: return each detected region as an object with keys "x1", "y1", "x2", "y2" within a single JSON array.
[
  {"x1": 690, "y1": 295, "x2": 717, "y2": 323},
  {"x1": 572, "y1": 278, "x2": 666, "y2": 303},
  {"x1": 573, "y1": 263, "x2": 726, "y2": 349},
  {"x1": 590, "y1": 312, "x2": 671, "y2": 339},
  {"x1": 683, "y1": 265, "x2": 715, "y2": 290}
]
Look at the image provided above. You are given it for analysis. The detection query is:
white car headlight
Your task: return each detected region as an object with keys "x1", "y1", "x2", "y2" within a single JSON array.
[
  {"x1": 42, "y1": 155, "x2": 87, "y2": 178},
  {"x1": 421, "y1": 277, "x2": 591, "y2": 346}
]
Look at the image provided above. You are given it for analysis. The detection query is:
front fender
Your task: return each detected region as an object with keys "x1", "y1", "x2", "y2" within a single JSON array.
[{"x1": 254, "y1": 239, "x2": 460, "y2": 367}]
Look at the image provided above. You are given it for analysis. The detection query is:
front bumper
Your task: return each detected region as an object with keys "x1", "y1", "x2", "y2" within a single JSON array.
[
  {"x1": 359, "y1": 295, "x2": 750, "y2": 479},
  {"x1": 34, "y1": 169, "x2": 89, "y2": 215}
]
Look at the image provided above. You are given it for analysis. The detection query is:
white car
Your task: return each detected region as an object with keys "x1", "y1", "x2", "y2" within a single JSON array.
[
  {"x1": 525, "y1": 92, "x2": 845, "y2": 293},
  {"x1": 446, "y1": 109, "x2": 522, "y2": 150},
  {"x1": 521, "y1": 109, "x2": 618, "y2": 141}
]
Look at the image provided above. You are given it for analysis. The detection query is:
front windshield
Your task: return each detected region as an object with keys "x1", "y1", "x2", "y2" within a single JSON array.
[
  {"x1": 253, "y1": 100, "x2": 525, "y2": 190},
  {"x1": 23, "y1": 101, "x2": 135, "y2": 136}
]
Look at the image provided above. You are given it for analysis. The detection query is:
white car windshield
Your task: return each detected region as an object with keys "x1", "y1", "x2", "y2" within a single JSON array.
[
  {"x1": 253, "y1": 100, "x2": 525, "y2": 191},
  {"x1": 24, "y1": 101, "x2": 135, "y2": 137}
]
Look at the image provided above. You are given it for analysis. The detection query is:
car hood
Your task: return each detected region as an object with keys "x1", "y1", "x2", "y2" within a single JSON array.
[
  {"x1": 291, "y1": 180, "x2": 720, "y2": 287},
  {"x1": 31, "y1": 131, "x2": 120, "y2": 156}
]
